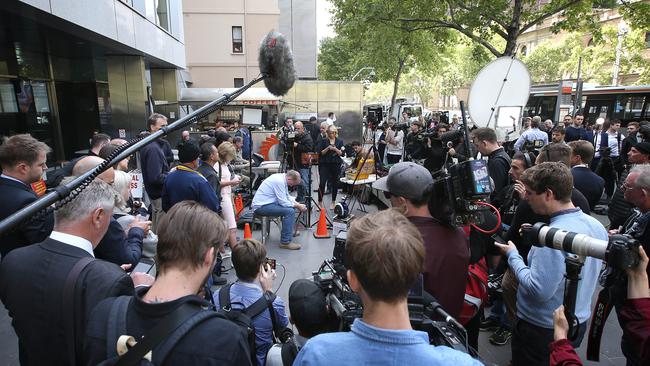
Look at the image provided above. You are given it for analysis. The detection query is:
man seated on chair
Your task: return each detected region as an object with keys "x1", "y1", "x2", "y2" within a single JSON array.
[{"x1": 251, "y1": 170, "x2": 306, "y2": 250}]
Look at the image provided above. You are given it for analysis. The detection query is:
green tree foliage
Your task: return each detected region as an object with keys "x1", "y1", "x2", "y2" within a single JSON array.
[
  {"x1": 329, "y1": 0, "x2": 650, "y2": 57},
  {"x1": 523, "y1": 26, "x2": 650, "y2": 84}
]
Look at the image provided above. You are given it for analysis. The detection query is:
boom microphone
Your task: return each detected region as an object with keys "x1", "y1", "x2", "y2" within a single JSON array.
[{"x1": 258, "y1": 31, "x2": 296, "y2": 96}]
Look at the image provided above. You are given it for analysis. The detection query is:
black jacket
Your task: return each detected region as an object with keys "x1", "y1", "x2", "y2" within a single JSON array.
[
  {"x1": 621, "y1": 133, "x2": 639, "y2": 167},
  {"x1": 140, "y1": 140, "x2": 170, "y2": 200},
  {"x1": 292, "y1": 132, "x2": 314, "y2": 169},
  {"x1": 609, "y1": 168, "x2": 635, "y2": 229},
  {"x1": 572, "y1": 166, "x2": 605, "y2": 210},
  {"x1": 0, "y1": 238, "x2": 133, "y2": 365},
  {"x1": 318, "y1": 137, "x2": 344, "y2": 165},
  {"x1": 487, "y1": 148, "x2": 512, "y2": 195},
  {"x1": 197, "y1": 161, "x2": 221, "y2": 196},
  {"x1": 95, "y1": 217, "x2": 144, "y2": 267},
  {"x1": 84, "y1": 288, "x2": 252, "y2": 366},
  {"x1": 0, "y1": 176, "x2": 54, "y2": 258}
]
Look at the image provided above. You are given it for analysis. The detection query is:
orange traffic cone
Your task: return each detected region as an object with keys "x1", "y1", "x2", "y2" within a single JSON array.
[
  {"x1": 313, "y1": 209, "x2": 330, "y2": 239},
  {"x1": 244, "y1": 223, "x2": 252, "y2": 239},
  {"x1": 235, "y1": 194, "x2": 243, "y2": 220}
]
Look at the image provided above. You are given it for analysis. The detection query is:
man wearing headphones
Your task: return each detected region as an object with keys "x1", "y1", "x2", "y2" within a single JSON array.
[{"x1": 373, "y1": 162, "x2": 469, "y2": 318}]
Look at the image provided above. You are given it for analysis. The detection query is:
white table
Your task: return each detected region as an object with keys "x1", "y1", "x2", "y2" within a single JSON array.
[{"x1": 339, "y1": 174, "x2": 377, "y2": 213}]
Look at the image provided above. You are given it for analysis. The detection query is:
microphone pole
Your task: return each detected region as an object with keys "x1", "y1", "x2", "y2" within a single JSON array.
[{"x1": 0, "y1": 75, "x2": 265, "y2": 236}]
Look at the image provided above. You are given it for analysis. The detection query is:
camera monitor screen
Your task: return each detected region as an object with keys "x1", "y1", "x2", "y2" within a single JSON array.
[{"x1": 470, "y1": 160, "x2": 492, "y2": 196}]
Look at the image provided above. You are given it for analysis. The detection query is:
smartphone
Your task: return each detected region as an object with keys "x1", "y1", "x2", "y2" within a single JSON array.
[
  {"x1": 266, "y1": 258, "x2": 276, "y2": 270},
  {"x1": 491, "y1": 233, "x2": 506, "y2": 244}
]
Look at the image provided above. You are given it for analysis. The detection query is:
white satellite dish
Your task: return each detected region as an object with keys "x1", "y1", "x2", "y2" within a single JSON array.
[{"x1": 467, "y1": 57, "x2": 531, "y2": 130}]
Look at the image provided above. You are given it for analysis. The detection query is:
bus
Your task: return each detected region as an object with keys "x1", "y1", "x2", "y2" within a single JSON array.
[{"x1": 525, "y1": 84, "x2": 650, "y2": 125}]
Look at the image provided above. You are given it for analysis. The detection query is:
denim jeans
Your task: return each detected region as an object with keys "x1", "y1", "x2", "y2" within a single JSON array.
[
  {"x1": 297, "y1": 167, "x2": 310, "y2": 202},
  {"x1": 254, "y1": 203, "x2": 295, "y2": 244}
]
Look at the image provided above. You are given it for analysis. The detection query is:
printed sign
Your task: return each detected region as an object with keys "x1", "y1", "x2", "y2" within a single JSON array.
[
  {"x1": 118, "y1": 129, "x2": 126, "y2": 138},
  {"x1": 129, "y1": 170, "x2": 143, "y2": 199}
]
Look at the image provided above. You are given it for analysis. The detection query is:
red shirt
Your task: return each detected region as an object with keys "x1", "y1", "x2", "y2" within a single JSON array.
[{"x1": 408, "y1": 216, "x2": 469, "y2": 318}]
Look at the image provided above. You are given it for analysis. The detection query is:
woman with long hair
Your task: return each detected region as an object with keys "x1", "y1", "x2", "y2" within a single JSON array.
[
  {"x1": 216, "y1": 141, "x2": 241, "y2": 248},
  {"x1": 317, "y1": 125, "x2": 344, "y2": 210}
]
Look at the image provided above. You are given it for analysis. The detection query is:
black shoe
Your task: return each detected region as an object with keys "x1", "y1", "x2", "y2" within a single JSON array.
[
  {"x1": 212, "y1": 274, "x2": 227, "y2": 286},
  {"x1": 480, "y1": 317, "x2": 500, "y2": 332},
  {"x1": 488, "y1": 327, "x2": 512, "y2": 346}
]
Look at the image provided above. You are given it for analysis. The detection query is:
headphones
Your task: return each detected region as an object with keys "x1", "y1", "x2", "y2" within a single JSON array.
[{"x1": 523, "y1": 152, "x2": 533, "y2": 168}]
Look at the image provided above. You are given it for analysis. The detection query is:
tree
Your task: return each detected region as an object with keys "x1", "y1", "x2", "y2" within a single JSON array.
[
  {"x1": 321, "y1": 12, "x2": 446, "y2": 116},
  {"x1": 330, "y1": 0, "x2": 650, "y2": 58},
  {"x1": 523, "y1": 27, "x2": 650, "y2": 84}
]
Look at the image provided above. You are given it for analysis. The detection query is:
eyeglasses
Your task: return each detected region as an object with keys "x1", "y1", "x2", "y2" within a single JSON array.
[{"x1": 621, "y1": 182, "x2": 635, "y2": 193}]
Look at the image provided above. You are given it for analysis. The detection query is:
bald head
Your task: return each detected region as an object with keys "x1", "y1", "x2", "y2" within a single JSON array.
[{"x1": 72, "y1": 156, "x2": 115, "y2": 184}]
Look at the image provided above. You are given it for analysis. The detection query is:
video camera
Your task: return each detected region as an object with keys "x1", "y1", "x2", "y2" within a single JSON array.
[
  {"x1": 281, "y1": 126, "x2": 296, "y2": 145},
  {"x1": 311, "y1": 232, "x2": 479, "y2": 358},
  {"x1": 430, "y1": 159, "x2": 492, "y2": 226},
  {"x1": 521, "y1": 139, "x2": 545, "y2": 154}
]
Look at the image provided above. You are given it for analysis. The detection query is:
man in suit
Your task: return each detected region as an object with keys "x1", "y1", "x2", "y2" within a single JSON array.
[
  {"x1": 140, "y1": 113, "x2": 170, "y2": 231},
  {"x1": 0, "y1": 133, "x2": 54, "y2": 258},
  {"x1": 568, "y1": 140, "x2": 605, "y2": 210},
  {"x1": 0, "y1": 178, "x2": 153, "y2": 365},
  {"x1": 73, "y1": 156, "x2": 150, "y2": 267}
]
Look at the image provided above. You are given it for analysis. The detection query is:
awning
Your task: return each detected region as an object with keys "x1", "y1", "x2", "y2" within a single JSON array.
[{"x1": 179, "y1": 87, "x2": 280, "y2": 105}]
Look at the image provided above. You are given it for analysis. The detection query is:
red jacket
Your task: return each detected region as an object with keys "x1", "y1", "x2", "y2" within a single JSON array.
[{"x1": 550, "y1": 298, "x2": 650, "y2": 366}]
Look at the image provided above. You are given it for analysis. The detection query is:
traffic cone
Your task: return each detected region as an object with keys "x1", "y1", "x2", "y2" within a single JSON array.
[
  {"x1": 313, "y1": 209, "x2": 330, "y2": 239},
  {"x1": 235, "y1": 194, "x2": 243, "y2": 220},
  {"x1": 244, "y1": 223, "x2": 252, "y2": 239}
]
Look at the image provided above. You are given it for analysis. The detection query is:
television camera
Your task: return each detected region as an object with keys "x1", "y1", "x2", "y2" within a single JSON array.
[
  {"x1": 311, "y1": 232, "x2": 481, "y2": 358},
  {"x1": 520, "y1": 139, "x2": 545, "y2": 154}
]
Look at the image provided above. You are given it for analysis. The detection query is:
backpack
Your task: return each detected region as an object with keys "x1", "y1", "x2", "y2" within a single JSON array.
[
  {"x1": 97, "y1": 296, "x2": 220, "y2": 366},
  {"x1": 458, "y1": 258, "x2": 489, "y2": 326},
  {"x1": 217, "y1": 284, "x2": 289, "y2": 366}
]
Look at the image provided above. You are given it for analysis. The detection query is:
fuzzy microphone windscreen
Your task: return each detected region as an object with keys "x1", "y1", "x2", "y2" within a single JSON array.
[{"x1": 258, "y1": 31, "x2": 296, "y2": 96}]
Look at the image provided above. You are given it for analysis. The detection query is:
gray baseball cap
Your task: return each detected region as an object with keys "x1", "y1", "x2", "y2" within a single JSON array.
[{"x1": 372, "y1": 162, "x2": 433, "y2": 200}]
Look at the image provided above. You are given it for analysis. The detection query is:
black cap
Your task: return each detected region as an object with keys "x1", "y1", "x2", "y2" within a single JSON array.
[
  {"x1": 178, "y1": 141, "x2": 200, "y2": 163},
  {"x1": 288, "y1": 279, "x2": 328, "y2": 336},
  {"x1": 309, "y1": 116, "x2": 317, "y2": 121},
  {"x1": 634, "y1": 141, "x2": 650, "y2": 155}
]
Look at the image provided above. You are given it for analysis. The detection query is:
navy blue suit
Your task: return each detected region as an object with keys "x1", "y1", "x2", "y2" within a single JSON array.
[
  {"x1": 0, "y1": 176, "x2": 54, "y2": 258},
  {"x1": 161, "y1": 167, "x2": 221, "y2": 213},
  {"x1": 95, "y1": 217, "x2": 144, "y2": 267},
  {"x1": 140, "y1": 140, "x2": 169, "y2": 200},
  {"x1": 572, "y1": 166, "x2": 605, "y2": 210}
]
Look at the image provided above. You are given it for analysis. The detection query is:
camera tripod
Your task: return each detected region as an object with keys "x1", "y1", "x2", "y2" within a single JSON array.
[{"x1": 296, "y1": 157, "x2": 332, "y2": 230}]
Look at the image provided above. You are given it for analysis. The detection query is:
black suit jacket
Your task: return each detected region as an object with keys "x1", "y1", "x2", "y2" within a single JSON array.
[
  {"x1": 572, "y1": 166, "x2": 605, "y2": 210},
  {"x1": 0, "y1": 237, "x2": 133, "y2": 365},
  {"x1": 0, "y1": 176, "x2": 54, "y2": 258}
]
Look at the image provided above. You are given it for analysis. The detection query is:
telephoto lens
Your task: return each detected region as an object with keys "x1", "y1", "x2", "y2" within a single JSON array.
[{"x1": 527, "y1": 222, "x2": 641, "y2": 270}]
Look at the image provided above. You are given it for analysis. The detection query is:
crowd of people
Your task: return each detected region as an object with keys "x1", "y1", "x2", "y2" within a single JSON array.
[{"x1": 0, "y1": 109, "x2": 649, "y2": 366}]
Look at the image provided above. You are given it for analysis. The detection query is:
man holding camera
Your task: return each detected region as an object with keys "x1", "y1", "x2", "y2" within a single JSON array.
[
  {"x1": 291, "y1": 121, "x2": 314, "y2": 203},
  {"x1": 513, "y1": 116, "x2": 549, "y2": 153},
  {"x1": 373, "y1": 162, "x2": 469, "y2": 318},
  {"x1": 214, "y1": 238, "x2": 289, "y2": 366},
  {"x1": 293, "y1": 209, "x2": 480, "y2": 365},
  {"x1": 471, "y1": 127, "x2": 511, "y2": 194},
  {"x1": 385, "y1": 117, "x2": 405, "y2": 164},
  {"x1": 405, "y1": 120, "x2": 428, "y2": 162},
  {"x1": 494, "y1": 162, "x2": 606, "y2": 366}
]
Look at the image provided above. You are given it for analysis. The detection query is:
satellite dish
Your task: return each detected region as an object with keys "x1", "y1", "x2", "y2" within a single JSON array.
[{"x1": 467, "y1": 57, "x2": 531, "y2": 129}]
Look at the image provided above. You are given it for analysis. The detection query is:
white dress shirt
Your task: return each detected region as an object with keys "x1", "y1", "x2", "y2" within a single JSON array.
[
  {"x1": 251, "y1": 173, "x2": 296, "y2": 211},
  {"x1": 50, "y1": 231, "x2": 95, "y2": 257}
]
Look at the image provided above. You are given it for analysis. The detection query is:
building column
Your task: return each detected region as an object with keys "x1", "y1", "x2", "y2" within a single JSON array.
[{"x1": 107, "y1": 55, "x2": 148, "y2": 138}]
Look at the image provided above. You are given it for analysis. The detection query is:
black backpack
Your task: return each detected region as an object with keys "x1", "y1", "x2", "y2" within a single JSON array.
[
  {"x1": 217, "y1": 284, "x2": 291, "y2": 365},
  {"x1": 97, "y1": 296, "x2": 220, "y2": 366}
]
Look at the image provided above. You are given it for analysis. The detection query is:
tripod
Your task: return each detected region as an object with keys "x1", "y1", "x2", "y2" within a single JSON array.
[{"x1": 297, "y1": 157, "x2": 326, "y2": 229}]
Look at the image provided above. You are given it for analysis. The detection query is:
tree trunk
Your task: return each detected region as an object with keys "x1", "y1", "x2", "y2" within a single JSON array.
[{"x1": 389, "y1": 58, "x2": 406, "y2": 119}]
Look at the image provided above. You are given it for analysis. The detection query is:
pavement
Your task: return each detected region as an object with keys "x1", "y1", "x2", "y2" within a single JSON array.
[{"x1": 0, "y1": 194, "x2": 630, "y2": 365}]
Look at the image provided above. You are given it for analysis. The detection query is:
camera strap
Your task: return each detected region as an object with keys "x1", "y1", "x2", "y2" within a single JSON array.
[{"x1": 586, "y1": 287, "x2": 614, "y2": 361}]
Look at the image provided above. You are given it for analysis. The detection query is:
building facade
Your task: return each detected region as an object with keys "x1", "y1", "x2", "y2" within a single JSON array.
[
  {"x1": 182, "y1": 0, "x2": 280, "y2": 88},
  {"x1": 278, "y1": 0, "x2": 317, "y2": 79},
  {"x1": 0, "y1": 0, "x2": 185, "y2": 162}
]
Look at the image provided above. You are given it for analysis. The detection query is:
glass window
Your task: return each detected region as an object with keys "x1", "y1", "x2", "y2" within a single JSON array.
[
  {"x1": 0, "y1": 80, "x2": 18, "y2": 113},
  {"x1": 232, "y1": 26, "x2": 243, "y2": 53},
  {"x1": 234, "y1": 78, "x2": 244, "y2": 87},
  {"x1": 156, "y1": 0, "x2": 170, "y2": 31},
  {"x1": 32, "y1": 82, "x2": 49, "y2": 114}
]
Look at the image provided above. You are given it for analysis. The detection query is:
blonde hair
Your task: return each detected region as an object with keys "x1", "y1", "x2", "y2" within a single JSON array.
[
  {"x1": 112, "y1": 170, "x2": 131, "y2": 210},
  {"x1": 217, "y1": 141, "x2": 236, "y2": 163},
  {"x1": 327, "y1": 125, "x2": 338, "y2": 137}
]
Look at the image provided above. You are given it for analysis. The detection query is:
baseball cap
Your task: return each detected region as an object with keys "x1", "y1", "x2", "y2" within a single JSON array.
[
  {"x1": 178, "y1": 141, "x2": 200, "y2": 163},
  {"x1": 634, "y1": 141, "x2": 650, "y2": 155},
  {"x1": 372, "y1": 162, "x2": 433, "y2": 201},
  {"x1": 288, "y1": 279, "x2": 328, "y2": 333}
]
